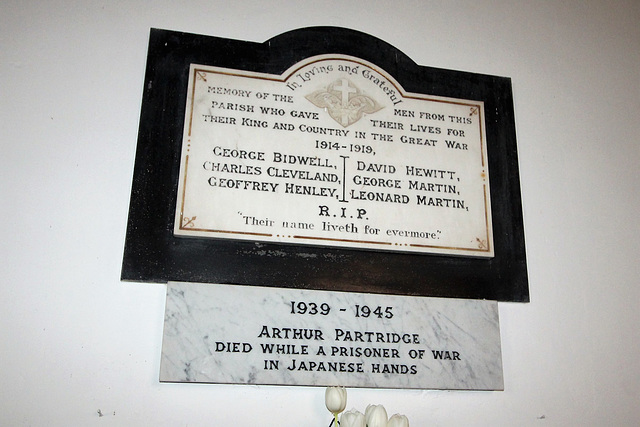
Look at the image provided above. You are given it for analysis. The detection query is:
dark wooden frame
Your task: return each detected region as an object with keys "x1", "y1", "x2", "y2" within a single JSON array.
[{"x1": 122, "y1": 28, "x2": 529, "y2": 302}]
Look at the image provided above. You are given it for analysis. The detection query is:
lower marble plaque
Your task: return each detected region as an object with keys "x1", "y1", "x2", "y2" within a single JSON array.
[{"x1": 160, "y1": 282, "x2": 503, "y2": 390}]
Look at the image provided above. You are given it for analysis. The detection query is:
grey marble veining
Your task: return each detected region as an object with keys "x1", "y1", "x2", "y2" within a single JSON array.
[{"x1": 160, "y1": 282, "x2": 503, "y2": 390}]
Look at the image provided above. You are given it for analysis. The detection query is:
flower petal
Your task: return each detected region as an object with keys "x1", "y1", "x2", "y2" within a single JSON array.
[
  {"x1": 340, "y1": 409, "x2": 366, "y2": 427},
  {"x1": 325, "y1": 386, "x2": 347, "y2": 414},
  {"x1": 365, "y1": 404, "x2": 388, "y2": 427},
  {"x1": 387, "y1": 414, "x2": 410, "y2": 427}
]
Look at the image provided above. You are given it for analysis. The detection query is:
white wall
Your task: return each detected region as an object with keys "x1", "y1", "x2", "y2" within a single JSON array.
[{"x1": 2, "y1": 0, "x2": 639, "y2": 425}]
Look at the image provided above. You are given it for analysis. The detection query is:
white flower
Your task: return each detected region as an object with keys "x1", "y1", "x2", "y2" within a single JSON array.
[
  {"x1": 387, "y1": 414, "x2": 410, "y2": 427},
  {"x1": 365, "y1": 404, "x2": 388, "y2": 427},
  {"x1": 325, "y1": 386, "x2": 347, "y2": 415},
  {"x1": 340, "y1": 409, "x2": 366, "y2": 427}
]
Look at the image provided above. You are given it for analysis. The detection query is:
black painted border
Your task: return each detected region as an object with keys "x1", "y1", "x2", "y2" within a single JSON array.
[{"x1": 122, "y1": 28, "x2": 529, "y2": 302}]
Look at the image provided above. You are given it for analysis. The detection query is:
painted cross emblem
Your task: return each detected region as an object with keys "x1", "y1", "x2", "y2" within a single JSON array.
[{"x1": 306, "y1": 79, "x2": 382, "y2": 127}]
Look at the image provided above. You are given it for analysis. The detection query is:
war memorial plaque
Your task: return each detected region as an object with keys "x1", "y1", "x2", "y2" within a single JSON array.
[
  {"x1": 160, "y1": 282, "x2": 503, "y2": 390},
  {"x1": 122, "y1": 28, "x2": 528, "y2": 302},
  {"x1": 176, "y1": 59, "x2": 492, "y2": 257}
]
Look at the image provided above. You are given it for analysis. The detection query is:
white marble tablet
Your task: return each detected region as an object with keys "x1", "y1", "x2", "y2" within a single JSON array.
[{"x1": 160, "y1": 282, "x2": 503, "y2": 390}]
